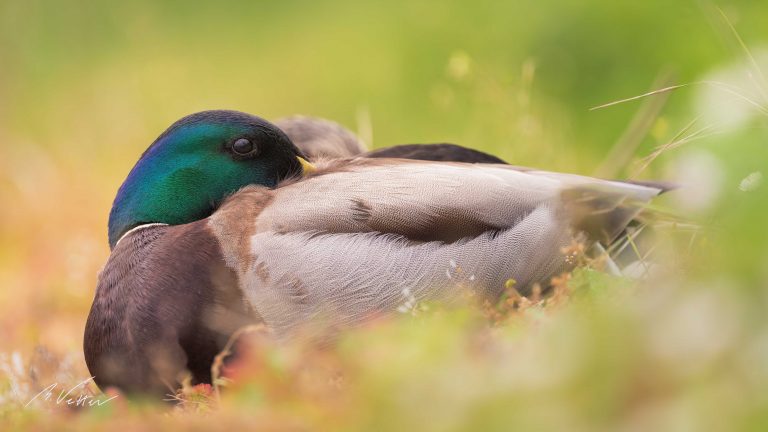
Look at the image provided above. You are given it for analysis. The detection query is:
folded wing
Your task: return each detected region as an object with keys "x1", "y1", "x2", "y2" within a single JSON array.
[{"x1": 209, "y1": 159, "x2": 663, "y2": 336}]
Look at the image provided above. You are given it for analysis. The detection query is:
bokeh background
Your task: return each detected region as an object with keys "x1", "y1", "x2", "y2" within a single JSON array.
[{"x1": 1, "y1": 0, "x2": 768, "y2": 430}]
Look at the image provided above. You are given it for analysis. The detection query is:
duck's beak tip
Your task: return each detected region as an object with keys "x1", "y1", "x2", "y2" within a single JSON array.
[{"x1": 297, "y1": 156, "x2": 317, "y2": 175}]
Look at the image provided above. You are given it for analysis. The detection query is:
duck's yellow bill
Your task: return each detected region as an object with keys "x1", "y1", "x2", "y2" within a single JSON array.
[{"x1": 297, "y1": 157, "x2": 317, "y2": 175}]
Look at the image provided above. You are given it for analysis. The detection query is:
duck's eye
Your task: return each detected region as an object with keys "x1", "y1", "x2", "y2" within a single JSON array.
[{"x1": 232, "y1": 138, "x2": 255, "y2": 155}]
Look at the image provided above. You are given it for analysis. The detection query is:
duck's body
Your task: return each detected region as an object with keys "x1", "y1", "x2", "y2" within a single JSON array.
[
  {"x1": 275, "y1": 116, "x2": 365, "y2": 160},
  {"x1": 275, "y1": 115, "x2": 507, "y2": 164},
  {"x1": 85, "y1": 221, "x2": 247, "y2": 394},
  {"x1": 85, "y1": 110, "x2": 665, "y2": 397},
  {"x1": 365, "y1": 143, "x2": 506, "y2": 163}
]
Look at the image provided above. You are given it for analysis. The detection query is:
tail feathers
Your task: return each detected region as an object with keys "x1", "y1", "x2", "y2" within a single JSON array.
[
  {"x1": 560, "y1": 182, "x2": 661, "y2": 246},
  {"x1": 622, "y1": 179, "x2": 679, "y2": 194}
]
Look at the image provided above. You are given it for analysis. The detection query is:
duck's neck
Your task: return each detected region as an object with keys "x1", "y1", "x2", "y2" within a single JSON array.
[
  {"x1": 113, "y1": 223, "x2": 169, "y2": 248},
  {"x1": 107, "y1": 150, "x2": 220, "y2": 248}
]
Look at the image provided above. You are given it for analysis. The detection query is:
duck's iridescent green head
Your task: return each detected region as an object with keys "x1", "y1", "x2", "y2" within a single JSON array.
[{"x1": 108, "y1": 110, "x2": 307, "y2": 248}]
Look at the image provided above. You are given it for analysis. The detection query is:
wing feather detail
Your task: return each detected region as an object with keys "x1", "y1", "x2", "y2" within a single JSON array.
[{"x1": 209, "y1": 159, "x2": 664, "y2": 336}]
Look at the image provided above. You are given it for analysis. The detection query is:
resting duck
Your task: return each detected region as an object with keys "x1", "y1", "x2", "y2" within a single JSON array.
[
  {"x1": 275, "y1": 115, "x2": 506, "y2": 163},
  {"x1": 84, "y1": 110, "x2": 665, "y2": 397}
]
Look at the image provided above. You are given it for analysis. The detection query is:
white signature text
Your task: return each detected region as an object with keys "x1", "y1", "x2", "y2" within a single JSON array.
[{"x1": 25, "y1": 377, "x2": 117, "y2": 408}]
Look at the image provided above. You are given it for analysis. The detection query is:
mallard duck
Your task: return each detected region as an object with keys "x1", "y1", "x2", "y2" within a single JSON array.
[
  {"x1": 84, "y1": 110, "x2": 666, "y2": 397},
  {"x1": 276, "y1": 115, "x2": 507, "y2": 163}
]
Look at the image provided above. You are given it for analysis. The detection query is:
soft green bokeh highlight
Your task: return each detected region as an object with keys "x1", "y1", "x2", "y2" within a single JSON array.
[{"x1": 1, "y1": 0, "x2": 768, "y2": 430}]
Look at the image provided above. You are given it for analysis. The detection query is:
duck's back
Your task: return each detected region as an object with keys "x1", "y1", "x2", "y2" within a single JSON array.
[{"x1": 208, "y1": 158, "x2": 663, "y2": 337}]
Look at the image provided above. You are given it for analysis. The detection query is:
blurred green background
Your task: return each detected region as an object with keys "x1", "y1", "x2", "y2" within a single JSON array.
[{"x1": 1, "y1": 0, "x2": 768, "y2": 430}]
